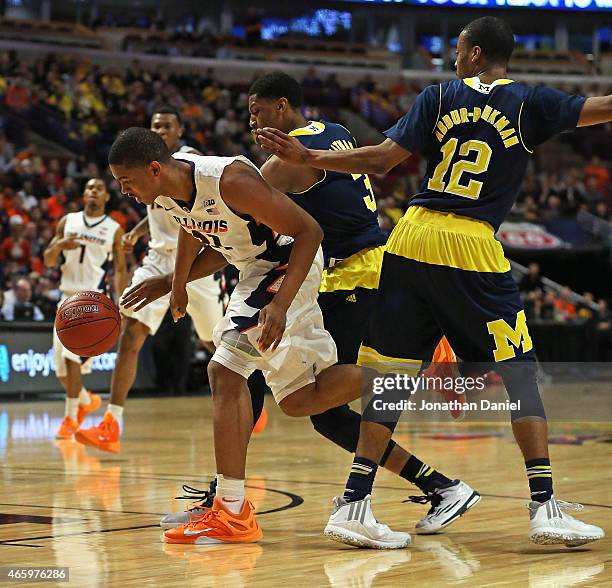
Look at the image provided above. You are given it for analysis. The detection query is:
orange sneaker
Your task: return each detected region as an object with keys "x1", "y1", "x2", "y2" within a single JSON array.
[
  {"x1": 75, "y1": 412, "x2": 121, "y2": 453},
  {"x1": 56, "y1": 416, "x2": 79, "y2": 439},
  {"x1": 163, "y1": 497, "x2": 262, "y2": 545},
  {"x1": 77, "y1": 391, "x2": 102, "y2": 425},
  {"x1": 252, "y1": 407, "x2": 268, "y2": 434}
]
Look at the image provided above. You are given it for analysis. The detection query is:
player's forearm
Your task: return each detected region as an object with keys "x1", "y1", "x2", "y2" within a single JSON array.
[
  {"x1": 130, "y1": 216, "x2": 150, "y2": 239},
  {"x1": 577, "y1": 95, "x2": 612, "y2": 127},
  {"x1": 188, "y1": 247, "x2": 228, "y2": 282},
  {"x1": 173, "y1": 229, "x2": 203, "y2": 288},
  {"x1": 273, "y1": 224, "x2": 323, "y2": 311},
  {"x1": 43, "y1": 243, "x2": 61, "y2": 267},
  {"x1": 305, "y1": 145, "x2": 391, "y2": 175}
]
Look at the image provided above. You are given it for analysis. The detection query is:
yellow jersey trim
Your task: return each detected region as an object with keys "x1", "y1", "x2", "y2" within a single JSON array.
[
  {"x1": 319, "y1": 246, "x2": 385, "y2": 293},
  {"x1": 358, "y1": 345, "x2": 421, "y2": 374},
  {"x1": 517, "y1": 102, "x2": 534, "y2": 154},
  {"x1": 386, "y1": 206, "x2": 511, "y2": 273},
  {"x1": 288, "y1": 170, "x2": 327, "y2": 195},
  {"x1": 289, "y1": 121, "x2": 325, "y2": 136},
  {"x1": 463, "y1": 77, "x2": 515, "y2": 92}
]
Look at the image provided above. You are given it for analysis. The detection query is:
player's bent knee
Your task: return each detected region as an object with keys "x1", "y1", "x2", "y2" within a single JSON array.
[
  {"x1": 207, "y1": 360, "x2": 245, "y2": 399},
  {"x1": 279, "y1": 385, "x2": 316, "y2": 417},
  {"x1": 119, "y1": 317, "x2": 149, "y2": 352}
]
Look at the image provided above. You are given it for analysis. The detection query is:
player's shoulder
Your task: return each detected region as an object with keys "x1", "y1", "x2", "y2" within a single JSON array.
[
  {"x1": 174, "y1": 153, "x2": 259, "y2": 185},
  {"x1": 105, "y1": 214, "x2": 122, "y2": 232},
  {"x1": 65, "y1": 211, "x2": 82, "y2": 222},
  {"x1": 288, "y1": 120, "x2": 327, "y2": 138},
  {"x1": 177, "y1": 144, "x2": 202, "y2": 155}
]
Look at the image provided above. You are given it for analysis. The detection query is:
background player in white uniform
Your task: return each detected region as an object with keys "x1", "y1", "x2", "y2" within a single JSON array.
[
  {"x1": 43, "y1": 178, "x2": 127, "y2": 440},
  {"x1": 109, "y1": 128, "x2": 411, "y2": 547},
  {"x1": 75, "y1": 107, "x2": 223, "y2": 454}
]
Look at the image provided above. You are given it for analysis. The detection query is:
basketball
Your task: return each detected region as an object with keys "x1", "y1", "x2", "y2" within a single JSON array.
[{"x1": 55, "y1": 291, "x2": 120, "y2": 357}]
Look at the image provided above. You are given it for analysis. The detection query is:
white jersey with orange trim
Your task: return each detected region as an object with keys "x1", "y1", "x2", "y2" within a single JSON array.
[
  {"x1": 59, "y1": 211, "x2": 120, "y2": 295},
  {"x1": 155, "y1": 153, "x2": 293, "y2": 274},
  {"x1": 148, "y1": 145, "x2": 200, "y2": 253}
]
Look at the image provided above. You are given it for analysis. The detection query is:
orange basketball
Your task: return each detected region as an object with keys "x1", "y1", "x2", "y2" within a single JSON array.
[{"x1": 55, "y1": 291, "x2": 120, "y2": 357}]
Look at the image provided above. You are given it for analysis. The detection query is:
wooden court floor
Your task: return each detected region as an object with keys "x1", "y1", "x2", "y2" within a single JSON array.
[{"x1": 0, "y1": 394, "x2": 611, "y2": 587}]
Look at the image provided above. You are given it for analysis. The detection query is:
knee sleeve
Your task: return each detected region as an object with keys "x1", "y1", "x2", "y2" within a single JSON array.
[
  {"x1": 310, "y1": 405, "x2": 360, "y2": 453},
  {"x1": 247, "y1": 370, "x2": 269, "y2": 424},
  {"x1": 497, "y1": 360, "x2": 546, "y2": 421},
  {"x1": 362, "y1": 387, "x2": 403, "y2": 434}
]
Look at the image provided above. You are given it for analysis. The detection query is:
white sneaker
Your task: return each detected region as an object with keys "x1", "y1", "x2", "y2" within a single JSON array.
[
  {"x1": 411, "y1": 480, "x2": 481, "y2": 534},
  {"x1": 324, "y1": 495, "x2": 411, "y2": 549},
  {"x1": 529, "y1": 496, "x2": 605, "y2": 547},
  {"x1": 159, "y1": 482, "x2": 216, "y2": 530}
]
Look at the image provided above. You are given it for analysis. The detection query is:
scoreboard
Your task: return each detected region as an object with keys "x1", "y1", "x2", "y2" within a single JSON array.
[{"x1": 342, "y1": 0, "x2": 612, "y2": 11}]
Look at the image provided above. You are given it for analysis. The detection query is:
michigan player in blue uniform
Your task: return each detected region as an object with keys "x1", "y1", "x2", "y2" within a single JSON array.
[
  {"x1": 248, "y1": 72, "x2": 479, "y2": 537},
  {"x1": 256, "y1": 18, "x2": 609, "y2": 546}
]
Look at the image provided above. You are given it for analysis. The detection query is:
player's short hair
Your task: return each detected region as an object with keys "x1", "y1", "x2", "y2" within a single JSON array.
[
  {"x1": 248, "y1": 72, "x2": 303, "y2": 108},
  {"x1": 85, "y1": 177, "x2": 107, "y2": 189},
  {"x1": 152, "y1": 105, "x2": 182, "y2": 126},
  {"x1": 463, "y1": 17, "x2": 515, "y2": 66},
  {"x1": 108, "y1": 127, "x2": 171, "y2": 167}
]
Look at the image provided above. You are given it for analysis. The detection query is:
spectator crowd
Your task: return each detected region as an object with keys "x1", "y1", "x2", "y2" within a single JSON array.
[{"x1": 0, "y1": 50, "x2": 610, "y2": 359}]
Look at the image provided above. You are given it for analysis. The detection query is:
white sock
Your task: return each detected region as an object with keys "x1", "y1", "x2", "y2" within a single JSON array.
[
  {"x1": 107, "y1": 404, "x2": 124, "y2": 421},
  {"x1": 216, "y1": 474, "x2": 245, "y2": 514},
  {"x1": 65, "y1": 397, "x2": 79, "y2": 420},
  {"x1": 79, "y1": 387, "x2": 91, "y2": 405}
]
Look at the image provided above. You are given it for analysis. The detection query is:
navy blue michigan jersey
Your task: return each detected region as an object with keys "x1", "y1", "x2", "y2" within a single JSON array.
[
  {"x1": 287, "y1": 120, "x2": 386, "y2": 265},
  {"x1": 385, "y1": 78, "x2": 586, "y2": 230}
]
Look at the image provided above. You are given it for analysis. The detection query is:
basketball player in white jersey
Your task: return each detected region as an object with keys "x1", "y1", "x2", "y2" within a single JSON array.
[
  {"x1": 109, "y1": 128, "x2": 410, "y2": 547},
  {"x1": 44, "y1": 178, "x2": 127, "y2": 440},
  {"x1": 75, "y1": 107, "x2": 223, "y2": 454}
]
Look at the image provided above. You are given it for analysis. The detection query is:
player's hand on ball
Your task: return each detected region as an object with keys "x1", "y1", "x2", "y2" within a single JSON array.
[
  {"x1": 121, "y1": 274, "x2": 172, "y2": 311},
  {"x1": 255, "y1": 128, "x2": 311, "y2": 165},
  {"x1": 57, "y1": 235, "x2": 80, "y2": 250},
  {"x1": 257, "y1": 300, "x2": 287, "y2": 352},
  {"x1": 121, "y1": 231, "x2": 139, "y2": 253},
  {"x1": 170, "y1": 284, "x2": 188, "y2": 322}
]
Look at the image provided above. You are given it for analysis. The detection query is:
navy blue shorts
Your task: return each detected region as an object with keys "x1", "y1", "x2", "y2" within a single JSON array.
[{"x1": 360, "y1": 252, "x2": 536, "y2": 366}]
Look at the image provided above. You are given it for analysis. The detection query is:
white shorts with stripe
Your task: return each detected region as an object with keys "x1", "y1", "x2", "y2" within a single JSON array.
[{"x1": 211, "y1": 248, "x2": 337, "y2": 404}]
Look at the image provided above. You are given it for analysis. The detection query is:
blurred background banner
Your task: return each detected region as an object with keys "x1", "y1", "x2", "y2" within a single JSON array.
[{"x1": 0, "y1": 322, "x2": 154, "y2": 395}]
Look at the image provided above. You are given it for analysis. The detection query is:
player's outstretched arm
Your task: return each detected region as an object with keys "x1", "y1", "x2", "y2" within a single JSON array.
[
  {"x1": 255, "y1": 129, "x2": 410, "y2": 175},
  {"x1": 121, "y1": 247, "x2": 227, "y2": 312},
  {"x1": 112, "y1": 227, "x2": 128, "y2": 301},
  {"x1": 170, "y1": 228, "x2": 204, "y2": 322},
  {"x1": 220, "y1": 161, "x2": 323, "y2": 351},
  {"x1": 43, "y1": 216, "x2": 79, "y2": 267},
  {"x1": 577, "y1": 95, "x2": 612, "y2": 127}
]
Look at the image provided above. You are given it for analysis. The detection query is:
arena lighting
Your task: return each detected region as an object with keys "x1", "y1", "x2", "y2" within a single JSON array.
[{"x1": 342, "y1": 0, "x2": 612, "y2": 10}]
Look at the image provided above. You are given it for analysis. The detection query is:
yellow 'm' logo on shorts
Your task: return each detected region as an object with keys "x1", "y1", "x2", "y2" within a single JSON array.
[{"x1": 486, "y1": 309, "x2": 533, "y2": 362}]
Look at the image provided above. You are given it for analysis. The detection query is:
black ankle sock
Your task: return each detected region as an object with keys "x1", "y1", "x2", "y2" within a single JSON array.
[
  {"x1": 526, "y1": 458, "x2": 553, "y2": 502},
  {"x1": 343, "y1": 456, "x2": 378, "y2": 502},
  {"x1": 400, "y1": 455, "x2": 452, "y2": 494}
]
